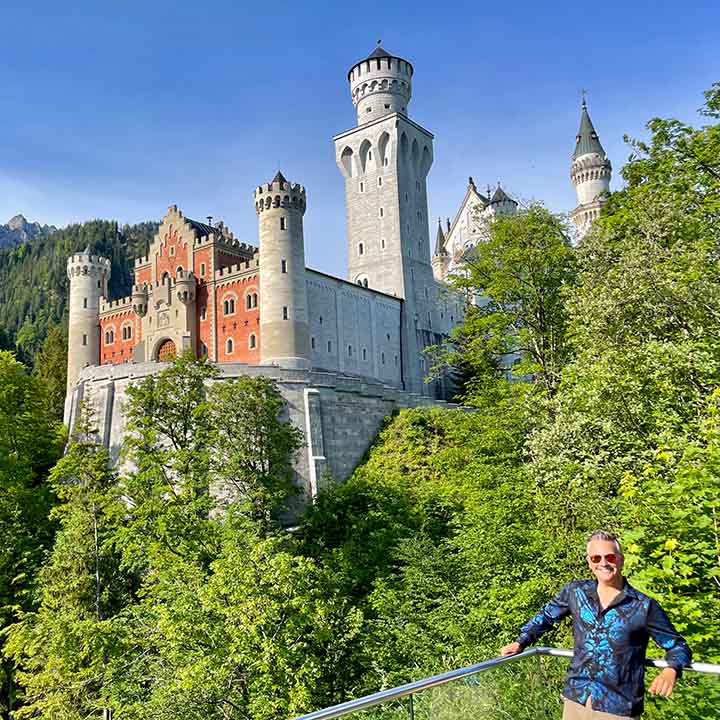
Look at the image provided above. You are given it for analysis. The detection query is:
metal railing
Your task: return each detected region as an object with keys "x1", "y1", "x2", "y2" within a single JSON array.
[{"x1": 292, "y1": 647, "x2": 720, "y2": 720}]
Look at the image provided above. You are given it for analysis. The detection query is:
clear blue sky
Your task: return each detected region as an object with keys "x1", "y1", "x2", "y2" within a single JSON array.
[{"x1": 1, "y1": 0, "x2": 717, "y2": 277}]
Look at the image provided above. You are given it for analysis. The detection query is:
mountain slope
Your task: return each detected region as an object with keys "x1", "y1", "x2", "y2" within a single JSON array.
[{"x1": 0, "y1": 220, "x2": 158, "y2": 361}]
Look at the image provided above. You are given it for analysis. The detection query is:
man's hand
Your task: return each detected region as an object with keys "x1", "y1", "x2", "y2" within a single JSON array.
[
  {"x1": 499, "y1": 642, "x2": 522, "y2": 657},
  {"x1": 648, "y1": 667, "x2": 678, "y2": 697}
]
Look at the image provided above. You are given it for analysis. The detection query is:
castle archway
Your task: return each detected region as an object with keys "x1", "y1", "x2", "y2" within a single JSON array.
[{"x1": 156, "y1": 338, "x2": 176, "y2": 362}]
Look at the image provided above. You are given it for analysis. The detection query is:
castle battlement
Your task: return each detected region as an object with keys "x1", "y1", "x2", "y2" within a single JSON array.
[
  {"x1": 100, "y1": 296, "x2": 133, "y2": 313},
  {"x1": 254, "y1": 172, "x2": 306, "y2": 214}
]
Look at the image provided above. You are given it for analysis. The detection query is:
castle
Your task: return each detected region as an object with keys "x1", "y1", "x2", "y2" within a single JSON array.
[{"x1": 63, "y1": 45, "x2": 610, "y2": 502}]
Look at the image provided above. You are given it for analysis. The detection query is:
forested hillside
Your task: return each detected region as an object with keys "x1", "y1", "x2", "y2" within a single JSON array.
[
  {"x1": 1, "y1": 85, "x2": 718, "y2": 720},
  {"x1": 0, "y1": 220, "x2": 157, "y2": 362}
]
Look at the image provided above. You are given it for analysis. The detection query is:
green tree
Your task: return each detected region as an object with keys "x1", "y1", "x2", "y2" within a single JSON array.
[
  {"x1": 32, "y1": 323, "x2": 68, "y2": 420},
  {"x1": 440, "y1": 204, "x2": 576, "y2": 400},
  {"x1": 0, "y1": 352, "x2": 63, "y2": 716},
  {"x1": 3, "y1": 409, "x2": 128, "y2": 719},
  {"x1": 208, "y1": 376, "x2": 303, "y2": 528}
]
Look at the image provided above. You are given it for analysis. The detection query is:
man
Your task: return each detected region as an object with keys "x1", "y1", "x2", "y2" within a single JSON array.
[{"x1": 500, "y1": 530, "x2": 691, "y2": 719}]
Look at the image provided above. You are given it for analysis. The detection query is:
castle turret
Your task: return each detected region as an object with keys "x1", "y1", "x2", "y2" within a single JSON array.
[
  {"x1": 570, "y1": 99, "x2": 612, "y2": 238},
  {"x1": 66, "y1": 246, "x2": 111, "y2": 395},
  {"x1": 432, "y1": 218, "x2": 450, "y2": 281},
  {"x1": 348, "y1": 42, "x2": 413, "y2": 125},
  {"x1": 255, "y1": 172, "x2": 311, "y2": 369}
]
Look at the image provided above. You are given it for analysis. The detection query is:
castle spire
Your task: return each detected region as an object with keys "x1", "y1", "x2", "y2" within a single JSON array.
[
  {"x1": 573, "y1": 98, "x2": 606, "y2": 160},
  {"x1": 434, "y1": 218, "x2": 447, "y2": 256}
]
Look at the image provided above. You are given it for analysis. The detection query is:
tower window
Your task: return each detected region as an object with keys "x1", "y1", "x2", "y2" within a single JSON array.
[
  {"x1": 379, "y1": 207, "x2": 384, "y2": 218},
  {"x1": 280, "y1": 217, "x2": 286, "y2": 230},
  {"x1": 169, "y1": 246, "x2": 175, "y2": 256},
  {"x1": 347, "y1": 344, "x2": 352, "y2": 357},
  {"x1": 281, "y1": 258, "x2": 287, "y2": 273},
  {"x1": 359, "y1": 181, "x2": 364, "y2": 193},
  {"x1": 383, "y1": 157, "x2": 389, "y2": 166},
  {"x1": 226, "y1": 338, "x2": 234, "y2": 354},
  {"x1": 381, "y1": 352, "x2": 385, "y2": 364},
  {"x1": 200, "y1": 305, "x2": 207, "y2": 320},
  {"x1": 311, "y1": 336, "x2": 316, "y2": 350},
  {"x1": 200, "y1": 262, "x2": 206, "y2": 276},
  {"x1": 282, "y1": 306, "x2": 288, "y2": 320},
  {"x1": 362, "y1": 347, "x2": 367, "y2": 361},
  {"x1": 223, "y1": 297, "x2": 235, "y2": 315},
  {"x1": 366, "y1": 107, "x2": 372, "y2": 113},
  {"x1": 378, "y1": 177, "x2": 383, "y2": 187},
  {"x1": 82, "y1": 334, "x2": 87, "y2": 346},
  {"x1": 327, "y1": 340, "x2": 333, "y2": 353},
  {"x1": 368, "y1": 151, "x2": 372, "y2": 160},
  {"x1": 319, "y1": 315, "x2": 323, "y2": 325},
  {"x1": 83, "y1": 297, "x2": 87, "y2": 308},
  {"x1": 97, "y1": 280, "x2": 101, "y2": 288},
  {"x1": 249, "y1": 334, "x2": 257, "y2": 349},
  {"x1": 358, "y1": 242, "x2": 364, "y2": 256},
  {"x1": 381, "y1": 237, "x2": 386, "y2": 249},
  {"x1": 384, "y1": 104, "x2": 390, "y2": 110}
]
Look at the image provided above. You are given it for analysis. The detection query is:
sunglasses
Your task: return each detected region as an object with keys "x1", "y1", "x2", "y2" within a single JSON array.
[{"x1": 589, "y1": 553, "x2": 619, "y2": 565}]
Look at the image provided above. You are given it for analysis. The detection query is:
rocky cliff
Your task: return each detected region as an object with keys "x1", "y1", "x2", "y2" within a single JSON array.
[{"x1": 0, "y1": 214, "x2": 57, "y2": 249}]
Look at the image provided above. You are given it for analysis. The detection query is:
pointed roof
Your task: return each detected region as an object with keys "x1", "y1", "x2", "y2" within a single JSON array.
[
  {"x1": 367, "y1": 45, "x2": 392, "y2": 60},
  {"x1": 434, "y1": 219, "x2": 447, "y2": 255},
  {"x1": 573, "y1": 100, "x2": 606, "y2": 160},
  {"x1": 82, "y1": 244, "x2": 91, "y2": 254},
  {"x1": 490, "y1": 184, "x2": 516, "y2": 205},
  {"x1": 272, "y1": 170, "x2": 288, "y2": 186}
]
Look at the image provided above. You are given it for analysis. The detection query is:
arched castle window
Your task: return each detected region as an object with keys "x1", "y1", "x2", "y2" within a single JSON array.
[
  {"x1": 246, "y1": 291, "x2": 258, "y2": 310},
  {"x1": 347, "y1": 344, "x2": 353, "y2": 357},
  {"x1": 249, "y1": 334, "x2": 257, "y2": 349},
  {"x1": 281, "y1": 258, "x2": 287, "y2": 273},
  {"x1": 226, "y1": 338, "x2": 234, "y2": 354},
  {"x1": 362, "y1": 347, "x2": 367, "y2": 361},
  {"x1": 169, "y1": 246, "x2": 176, "y2": 257},
  {"x1": 223, "y1": 296, "x2": 236, "y2": 315},
  {"x1": 280, "y1": 217, "x2": 286, "y2": 230},
  {"x1": 340, "y1": 147, "x2": 354, "y2": 177},
  {"x1": 105, "y1": 328, "x2": 115, "y2": 344},
  {"x1": 378, "y1": 132, "x2": 390, "y2": 167},
  {"x1": 311, "y1": 337, "x2": 316, "y2": 350},
  {"x1": 122, "y1": 323, "x2": 133, "y2": 341},
  {"x1": 359, "y1": 140, "x2": 372, "y2": 173},
  {"x1": 176, "y1": 266, "x2": 183, "y2": 275}
]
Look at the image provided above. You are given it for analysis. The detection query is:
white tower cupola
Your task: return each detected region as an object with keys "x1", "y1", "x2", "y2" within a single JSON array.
[
  {"x1": 348, "y1": 43, "x2": 413, "y2": 125},
  {"x1": 570, "y1": 98, "x2": 612, "y2": 238}
]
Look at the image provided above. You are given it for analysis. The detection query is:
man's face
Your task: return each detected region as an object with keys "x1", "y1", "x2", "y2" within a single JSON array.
[{"x1": 586, "y1": 539, "x2": 624, "y2": 584}]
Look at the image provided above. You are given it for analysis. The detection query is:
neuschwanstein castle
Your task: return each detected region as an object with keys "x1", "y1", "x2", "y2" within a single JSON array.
[{"x1": 64, "y1": 45, "x2": 611, "y2": 501}]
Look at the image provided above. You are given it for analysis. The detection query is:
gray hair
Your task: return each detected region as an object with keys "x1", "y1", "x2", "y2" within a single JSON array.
[{"x1": 586, "y1": 529, "x2": 623, "y2": 553}]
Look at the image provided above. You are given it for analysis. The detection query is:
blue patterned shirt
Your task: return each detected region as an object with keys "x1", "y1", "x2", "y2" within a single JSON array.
[{"x1": 515, "y1": 579, "x2": 691, "y2": 717}]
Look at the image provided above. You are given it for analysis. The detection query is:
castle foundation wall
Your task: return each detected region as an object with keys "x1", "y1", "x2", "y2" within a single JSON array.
[{"x1": 69, "y1": 362, "x2": 452, "y2": 517}]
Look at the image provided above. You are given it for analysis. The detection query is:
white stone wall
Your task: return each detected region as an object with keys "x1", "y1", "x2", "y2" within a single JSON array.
[
  {"x1": 68, "y1": 362, "x2": 454, "y2": 518},
  {"x1": 305, "y1": 269, "x2": 402, "y2": 386}
]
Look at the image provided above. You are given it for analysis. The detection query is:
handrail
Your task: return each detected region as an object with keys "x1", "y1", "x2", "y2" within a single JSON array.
[{"x1": 291, "y1": 647, "x2": 720, "y2": 720}]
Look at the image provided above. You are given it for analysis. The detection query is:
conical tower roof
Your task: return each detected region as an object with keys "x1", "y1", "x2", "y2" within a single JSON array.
[
  {"x1": 573, "y1": 100, "x2": 606, "y2": 160},
  {"x1": 434, "y1": 218, "x2": 447, "y2": 255},
  {"x1": 490, "y1": 184, "x2": 516, "y2": 205},
  {"x1": 271, "y1": 170, "x2": 288, "y2": 185}
]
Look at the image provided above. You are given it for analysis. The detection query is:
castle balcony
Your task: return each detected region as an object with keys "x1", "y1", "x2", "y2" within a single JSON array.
[{"x1": 292, "y1": 648, "x2": 720, "y2": 720}]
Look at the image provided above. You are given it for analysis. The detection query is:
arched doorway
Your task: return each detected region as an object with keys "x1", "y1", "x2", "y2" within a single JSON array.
[{"x1": 156, "y1": 339, "x2": 176, "y2": 362}]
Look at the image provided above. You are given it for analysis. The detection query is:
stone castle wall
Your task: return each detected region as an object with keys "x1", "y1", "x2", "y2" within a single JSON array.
[{"x1": 67, "y1": 361, "x2": 453, "y2": 515}]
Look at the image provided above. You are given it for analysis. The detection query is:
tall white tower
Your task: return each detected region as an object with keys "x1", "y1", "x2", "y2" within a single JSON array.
[
  {"x1": 334, "y1": 44, "x2": 437, "y2": 394},
  {"x1": 570, "y1": 99, "x2": 612, "y2": 238},
  {"x1": 65, "y1": 247, "x2": 110, "y2": 419},
  {"x1": 255, "y1": 171, "x2": 311, "y2": 370}
]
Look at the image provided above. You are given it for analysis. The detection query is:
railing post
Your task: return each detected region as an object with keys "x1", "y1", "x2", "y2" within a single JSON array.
[{"x1": 408, "y1": 693, "x2": 414, "y2": 720}]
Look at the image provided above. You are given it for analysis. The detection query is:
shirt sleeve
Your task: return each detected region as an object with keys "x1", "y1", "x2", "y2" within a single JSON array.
[
  {"x1": 647, "y1": 598, "x2": 692, "y2": 677},
  {"x1": 515, "y1": 582, "x2": 572, "y2": 650}
]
